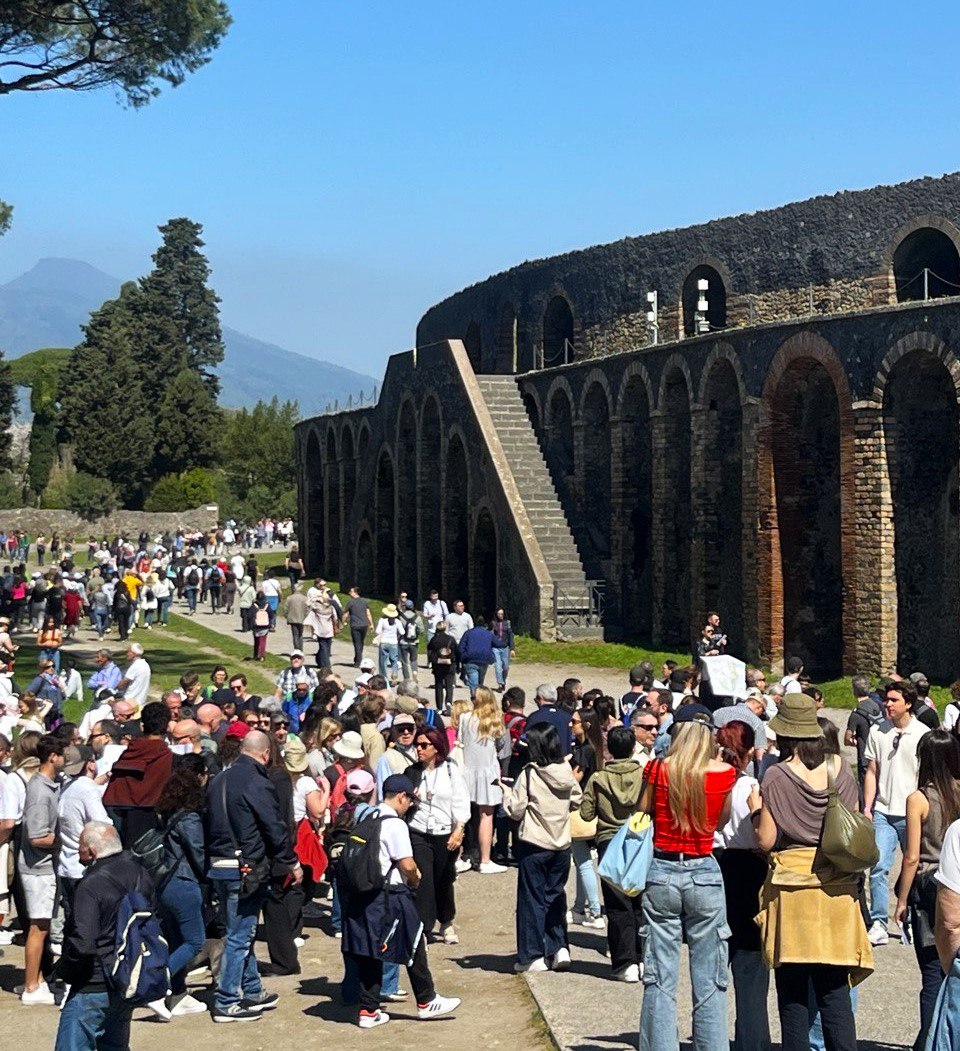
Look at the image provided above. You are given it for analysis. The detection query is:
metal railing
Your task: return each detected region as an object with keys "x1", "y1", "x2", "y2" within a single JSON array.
[
  {"x1": 321, "y1": 384, "x2": 379, "y2": 416},
  {"x1": 552, "y1": 578, "x2": 605, "y2": 635}
]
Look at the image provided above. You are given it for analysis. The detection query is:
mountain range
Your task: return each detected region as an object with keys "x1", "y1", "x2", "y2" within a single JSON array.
[{"x1": 0, "y1": 258, "x2": 377, "y2": 416}]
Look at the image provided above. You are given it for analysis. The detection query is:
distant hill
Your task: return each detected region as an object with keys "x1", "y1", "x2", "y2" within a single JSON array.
[{"x1": 0, "y1": 258, "x2": 376, "y2": 415}]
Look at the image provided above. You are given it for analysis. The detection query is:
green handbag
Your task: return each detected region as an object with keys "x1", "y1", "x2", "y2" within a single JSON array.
[{"x1": 820, "y1": 757, "x2": 880, "y2": 873}]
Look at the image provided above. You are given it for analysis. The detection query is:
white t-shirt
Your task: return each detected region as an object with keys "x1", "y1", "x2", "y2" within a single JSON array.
[
  {"x1": 0, "y1": 769, "x2": 27, "y2": 823},
  {"x1": 124, "y1": 658, "x2": 151, "y2": 708},
  {"x1": 936, "y1": 819, "x2": 960, "y2": 895},
  {"x1": 779, "y1": 675, "x2": 802, "y2": 695},
  {"x1": 57, "y1": 776, "x2": 108, "y2": 879},
  {"x1": 944, "y1": 702, "x2": 960, "y2": 734},
  {"x1": 446, "y1": 612, "x2": 473, "y2": 642},
  {"x1": 79, "y1": 703, "x2": 114, "y2": 741},
  {"x1": 422, "y1": 599, "x2": 448, "y2": 630},
  {"x1": 376, "y1": 802, "x2": 412, "y2": 886},
  {"x1": 864, "y1": 716, "x2": 930, "y2": 816},
  {"x1": 292, "y1": 774, "x2": 321, "y2": 823},
  {"x1": 714, "y1": 775, "x2": 760, "y2": 850},
  {"x1": 261, "y1": 578, "x2": 282, "y2": 599},
  {"x1": 375, "y1": 618, "x2": 400, "y2": 646}
]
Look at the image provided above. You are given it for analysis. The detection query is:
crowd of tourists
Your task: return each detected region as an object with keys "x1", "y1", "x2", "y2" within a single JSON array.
[{"x1": 1, "y1": 547, "x2": 960, "y2": 1050}]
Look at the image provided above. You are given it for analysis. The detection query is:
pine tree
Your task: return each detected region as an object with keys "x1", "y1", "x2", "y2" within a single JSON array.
[{"x1": 152, "y1": 368, "x2": 221, "y2": 477}]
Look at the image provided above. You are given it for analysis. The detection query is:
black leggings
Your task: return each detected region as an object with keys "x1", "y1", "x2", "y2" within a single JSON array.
[
  {"x1": 433, "y1": 668, "x2": 455, "y2": 710},
  {"x1": 347, "y1": 940, "x2": 434, "y2": 1013},
  {"x1": 410, "y1": 830, "x2": 457, "y2": 932},
  {"x1": 775, "y1": 963, "x2": 857, "y2": 1051}
]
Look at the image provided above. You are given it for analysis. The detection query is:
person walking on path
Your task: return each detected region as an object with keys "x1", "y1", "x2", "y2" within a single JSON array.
[
  {"x1": 343, "y1": 586, "x2": 374, "y2": 667},
  {"x1": 489, "y1": 608, "x2": 515, "y2": 692},
  {"x1": 460, "y1": 688, "x2": 511, "y2": 874},
  {"x1": 283, "y1": 584, "x2": 308, "y2": 654}
]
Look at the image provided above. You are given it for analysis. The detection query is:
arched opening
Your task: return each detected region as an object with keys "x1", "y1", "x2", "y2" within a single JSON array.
[
  {"x1": 472, "y1": 509, "x2": 498, "y2": 622},
  {"x1": 661, "y1": 370, "x2": 692, "y2": 647},
  {"x1": 356, "y1": 528, "x2": 374, "y2": 597},
  {"x1": 375, "y1": 449, "x2": 396, "y2": 597},
  {"x1": 701, "y1": 360, "x2": 743, "y2": 650},
  {"x1": 542, "y1": 295, "x2": 574, "y2": 368},
  {"x1": 620, "y1": 377, "x2": 652, "y2": 639},
  {"x1": 893, "y1": 227, "x2": 960, "y2": 302},
  {"x1": 770, "y1": 360, "x2": 843, "y2": 678},
  {"x1": 581, "y1": 384, "x2": 612, "y2": 567},
  {"x1": 325, "y1": 430, "x2": 340, "y2": 577},
  {"x1": 682, "y1": 265, "x2": 727, "y2": 337},
  {"x1": 396, "y1": 402, "x2": 418, "y2": 594},
  {"x1": 419, "y1": 399, "x2": 443, "y2": 595},
  {"x1": 545, "y1": 388, "x2": 574, "y2": 481},
  {"x1": 884, "y1": 351, "x2": 960, "y2": 679},
  {"x1": 444, "y1": 435, "x2": 469, "y2": 603},
  {"x1": 341, "y1": 428, "x2": 356, "y2": 530},
  {"x1": 496, "y1": 303, "x2": 517, "y2": 373},
  {"x1": 305, "y1": 430, "x2": 324, "y2": 574},
  {"x1": 464, "y1": 322, "x2": 482, "y2": 372}
]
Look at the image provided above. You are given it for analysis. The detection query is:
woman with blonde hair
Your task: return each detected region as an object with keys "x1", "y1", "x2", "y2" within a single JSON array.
[
  {"x1": 459, "y1": 687, "x2": 511, "y2": 874},
  {"x1": 637, "y1": 706, "x2": 736, "y2": 1051}
]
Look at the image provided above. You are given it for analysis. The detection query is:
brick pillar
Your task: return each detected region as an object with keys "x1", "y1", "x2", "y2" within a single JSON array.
[
  {"x1": 688, "y1": 405, "x2": 711, "y2": 638},
  {"x1": 739, "y1": 400, "x2": 762, "y2": 664},
  {"x1": 755, "y1": 402, "x2": 783, "y2": 673},
  {"x1": 608, "y1": 415, "x2": 626, "y2": 637},
  {"x1": 650, "y1": 410, "x2": 669, "y2": 647},
  {"x1": 572, "y1": 419, "x2": 587, "y2": 519},
  {"x1": 852, "y1": 402, "x2": 897, "y2": 674}
]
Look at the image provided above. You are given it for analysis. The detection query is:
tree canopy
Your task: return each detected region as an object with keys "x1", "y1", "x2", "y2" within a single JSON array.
[{"x1": 0, "y1": 1, "x2": 231, "y2": 106}]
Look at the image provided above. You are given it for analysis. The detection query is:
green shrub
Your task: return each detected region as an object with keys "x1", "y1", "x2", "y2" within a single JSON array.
[
  {"x1": 66, "y1": 472, "x2": 119, "y2": 520},
  {"x1": 144, "y1": 473, "x2": 188, "y2": 511}
]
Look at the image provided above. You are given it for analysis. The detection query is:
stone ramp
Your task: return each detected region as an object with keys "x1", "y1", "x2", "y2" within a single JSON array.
[{"x1": 474, "y1": 374, "x2": 599, "y2": 640}]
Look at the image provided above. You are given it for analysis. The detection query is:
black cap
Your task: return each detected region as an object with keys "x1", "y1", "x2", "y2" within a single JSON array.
[
  {"x1": 669, "y1": 702, "x2": 715, "y2": 733},
  {"x1": 382, "y1": 773, "x2": 416, "y2": 797}
]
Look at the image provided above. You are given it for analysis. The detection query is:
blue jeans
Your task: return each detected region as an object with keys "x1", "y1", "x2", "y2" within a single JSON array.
[
  {"x1": 516, "y1": 842, "x2": 570, "y2": 964},
  {"x1": 571, "y1": 838, "x2": 601, "y2": 916},
  {"x1": 214, "y1": 879, "x2": 265, "y2": 1010},
  {"x1": 463, "y1": 662, "x2": 489, "y2": 698},
  {"x1": 160, "y1": 876, "x2": 206, "y2": 993},
  {"x1": 185, "y1": 586, "x2": 198, "y2": 612},
  {"x1": 492, "y1": 647, "x2": 511, "y2": 686},
  {"x1": 40, "y1": 647, "x2": 60, "y2": 672},
  {"x1": 56, "y1": 989, "x2": 132, "y2": 1051},
  {"x1": 808, "y1": 982, "x2": 858, "y2": 1051},
  {"x1": 157, "y1": 597, "x2": 171, "y2": 624},
  {"x1": 640, "y1": 854, "x2": 730, "y2": 1051},
  {"x1": 731, "y1": 948, "x2": 771, "y2": 1051},
  {"x1": 927, "y1": 949, "x2": 960, "y2": 1050},
  {"x1": 379, "y1": 643, "x2": 399, "y2": 680},
  {"x1": 869, "y1": 811, "x2": 907, "y2": 925},
  {"x1": 91, "y1": 608, "x2": 110, "y2": 636}
]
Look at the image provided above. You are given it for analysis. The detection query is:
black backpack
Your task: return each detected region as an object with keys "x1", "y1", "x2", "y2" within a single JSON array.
[{"x1": 336, "y1": 811, "x2": 403, "y2": 896}]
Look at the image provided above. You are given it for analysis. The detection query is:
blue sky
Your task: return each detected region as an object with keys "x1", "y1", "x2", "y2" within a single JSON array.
[{"x1": 3, "y1": 1, "x2": 960, "y2": 378}]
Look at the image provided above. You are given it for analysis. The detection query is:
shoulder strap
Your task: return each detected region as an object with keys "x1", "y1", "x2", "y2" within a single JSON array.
[{"x1": 218, "y1": 775, "x2": 240, "y2": 854}]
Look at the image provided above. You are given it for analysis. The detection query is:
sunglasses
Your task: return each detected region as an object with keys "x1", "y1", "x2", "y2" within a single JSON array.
[
  {"x1": 415, "y1": 741, "x2": 434, "y2": 750},
  {"x1": 635, "y1": 723, "x2": 658, "y2": 730},
  {"x1": 396, "y1": 725, "x2": 415, "y2": 733}
]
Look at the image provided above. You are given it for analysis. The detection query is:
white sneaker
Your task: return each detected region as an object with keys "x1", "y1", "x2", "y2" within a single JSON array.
[
  {"x1": 514, "y1": 957, "x2": 549, "y2": 973},
  {"x1": 147, "y1": 998, "x2": 172, "y2": 1021},
  {"x1": 441, "y1": 923, "x2": 459, "y2": 945},
  {"x1": 868, "y1": 920, "x2": 889, "y2": 946},
  {"x1": 417, "y1": 994, "x2": 461, "y2": 1019},
  {"x1": 477, "y1": 861, "x2": 507, "y2": 874},
  {"x1": 580, "y1": 913, "x2": 605, "y2": 929},
  {"x1": 170, "y1": 993, "x2": 207, "y2": 1016},
  {"x1": 381, "y1": 990, "x2": 408, "y2": 1003},
  {"x1": 358, "y1": 1009, "x2": 390, "y2": 1029},
  {"x1": 550, "y1": 947, "x2": 571, "y2": 971},
  {"x1": 454, "y1": 857, "x2": 473, "y2": 874},
  {"x1": 612, "y1": 963, "x2": 640, "y2": 983},
  {"x1": 21, "y1": 983, "x2": 55, "y2": 1006},
  {"x1": 293, "y1": 936, "x2": 305, "y2": 948}
]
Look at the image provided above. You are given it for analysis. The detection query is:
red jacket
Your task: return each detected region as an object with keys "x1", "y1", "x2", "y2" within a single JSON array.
[{"x1": 102, "y1": 737, "x2": 173, "y2": 808}]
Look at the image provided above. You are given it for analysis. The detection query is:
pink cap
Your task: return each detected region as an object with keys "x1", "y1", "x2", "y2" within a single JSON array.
[{"x1": 345, "y1": 769, "x2": 375, "y2": 795}]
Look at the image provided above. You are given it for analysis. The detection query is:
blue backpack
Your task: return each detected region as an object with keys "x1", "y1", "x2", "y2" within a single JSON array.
[{"x1": 105, "y1": 885, "x2": 170, "y2": 1005}]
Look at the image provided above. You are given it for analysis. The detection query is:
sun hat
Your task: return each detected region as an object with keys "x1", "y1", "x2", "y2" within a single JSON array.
[
  {"x1": 395, "y1": 695, "x2": 419, "y2": 716},
  {"x1": 283, "y1": 736, "x2": 309, "y2": 773},
  {"x1": 382, "y1": 603, "x2": 399, "y2": 618},
  {"x1": 290, "y1": 649, "x2": 305, "y2": 658},
  {"x1": 392, "y1": 713, "x2": 416, "y2": 729},
  {"x1": 334, "y1": 730, "x2": 364, "y2": 760},
  {"x1": 63, "y1": 744, "x2": 93, "y2": 777},
  {"x1": 359, "y1": 657, "x2": 375, "y2": 672},
  {"x1": 345, "y1": 769, "x2": 375, "y2": 795},
  {"x1": 768, "y1": 693, "x2": 822, "y2": 739},
  {"x1": 354, "y1": 673, "x2": 372, "y2": 688}
]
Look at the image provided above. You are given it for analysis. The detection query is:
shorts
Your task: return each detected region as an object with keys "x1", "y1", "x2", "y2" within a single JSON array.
[{"x1": 21, "y1": 871, "x2": 56, "y2": 920}]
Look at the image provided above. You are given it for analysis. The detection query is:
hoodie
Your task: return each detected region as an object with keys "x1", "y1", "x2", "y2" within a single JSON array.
[
  {"x1": 102, "y1": 736, "x2": 173, "y2": 808},
  {"x1": 579, "y1": 759, "x2": 646, "y2": 843},
  {"x1": 503, "y1": 761, "x2": 582, "y2": 850}
]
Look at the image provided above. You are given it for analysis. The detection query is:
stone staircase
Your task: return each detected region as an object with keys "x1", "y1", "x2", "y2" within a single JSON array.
[{"x1": 474, "y1": 375, "x2": 602, "y2": 640}]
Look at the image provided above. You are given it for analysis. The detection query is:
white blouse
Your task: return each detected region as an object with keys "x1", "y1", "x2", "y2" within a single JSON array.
[{"x1": 408, "y1": 761, "x2": 471, "y2": 836}]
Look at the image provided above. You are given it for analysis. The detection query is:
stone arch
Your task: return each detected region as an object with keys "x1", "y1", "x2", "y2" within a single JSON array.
[
  {"x1": 355, "y1": 524, "x2": 374, "y2": 597},
  {"x1": 581, "y1": 380, "x2": 612, "y2": 562},
  {"x1": 700, "y1": 356, "x2": 744, "y2": 651},
  {"x1": 544, "y1": 380, "x2": 575, "y2": 482},
  {"x1": 395, "y1": 398, "x2": 419, "y2": 594},
  {"x1": 542, "y1": 294, "x2": 575, "y2": 368},
  {"x1": 660, "y1": 366, "x2": 693, "y2": 648},
  {"x1": 443, "y1": 431, "x2": 470, "y2": 603},
  {"x1": 577, "y1": 369, "x2": 613, "y2": 418},
  {"x1": 304, "y1": 427, "x2": 324, "y2": 574},
  {"x1": 619, "y1": 370, "x2": 653, "y2": 639},
  {"x1": 471, "y1": 505, "x2": 498, "y2": 622},
  {"x1": 873, "y1": 331, "x2": 960, "y2": 403},
  {"x1": 696, "y1": 344, "x2": 748, "y2": 406},
  {"x1": 882, "y1": 348, "x2": 960, "y2": 679},
  {"x1": 656, "y1": 354, "x2": 694, "y2": 409},
  {"x1": 682, "y1": 262, "x2": 728, "y2": 337},
  {"x1": 464, "y1": 322, "x2": 482, "y2": 372},
  {"x1": 496, "y1": 302, "x2": 517, "y2": 373},
  {"x1": 886, "y1": 216, "x2": 960, "y2": 302},
  {"x1": 758, "y1": 333, "x2": 855, "y2": 677},
  {"x1": 419, "y1": 396, "x2": 443, "y2": 595},
  {"x1": 324, "y1": 428, "x2": 340, "y2": 577},
  {"x1": 375, "y1": 446, "x2": 396, "y2": 597}
]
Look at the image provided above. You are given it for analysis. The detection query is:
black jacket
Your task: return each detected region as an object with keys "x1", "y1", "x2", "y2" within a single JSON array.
[
  {"x1": 205, "y1": 754, "x2": 297, "y2": 870},
  {"x1": 57, "y1": 850, "x2": 155, "y2": 992}
]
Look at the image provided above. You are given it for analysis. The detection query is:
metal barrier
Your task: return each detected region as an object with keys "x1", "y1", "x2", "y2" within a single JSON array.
[{"x1": 552, "y1": 578, "x2": 605, "y2": 634}]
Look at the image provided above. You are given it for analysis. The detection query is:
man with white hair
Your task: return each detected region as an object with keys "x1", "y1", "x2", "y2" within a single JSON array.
[
  {"x1": 56, "y1": 820, "x2": 155, "y2": 1048},
  {"x1": 525, "y1": 684, "x2": 573, "y2": 753},
  {"x1": 115, "y1": 643, "x2": 150, "y2": 713}
]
